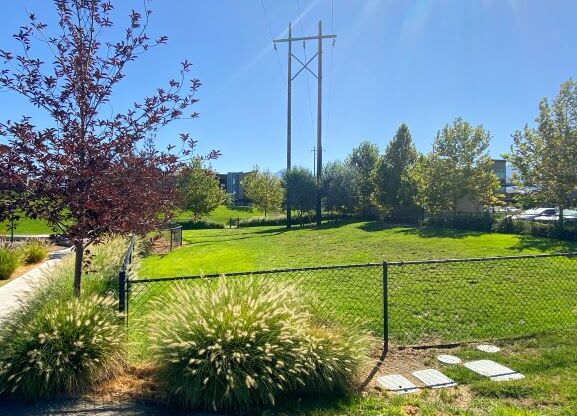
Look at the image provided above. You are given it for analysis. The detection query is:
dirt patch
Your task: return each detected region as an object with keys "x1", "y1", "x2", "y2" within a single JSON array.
[
  {"x1": 91, "y1": 365, "x2": 166, "y2": 403},
  {"x1": 94, "y1": 345, "x2": 479, "y2": 411},
  {"x1": 362, "y1": 343, "x2": 475, "y2": 410},
  {"x1": 149, "y1": 237, "x2": 172, "y2": 256}
]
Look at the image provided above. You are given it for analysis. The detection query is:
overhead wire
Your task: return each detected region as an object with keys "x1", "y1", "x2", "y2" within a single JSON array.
[{"x1": 260, "y1": 0, "x2": 287, "y2": 89}]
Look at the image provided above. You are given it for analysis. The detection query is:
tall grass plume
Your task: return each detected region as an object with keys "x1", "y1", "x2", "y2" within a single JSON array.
[{"x1": 148, "y1": 277, "x2": 369, "y2": 412}]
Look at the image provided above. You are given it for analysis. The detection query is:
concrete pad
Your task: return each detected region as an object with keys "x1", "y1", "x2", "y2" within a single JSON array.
[
  {"x1": 464, "y1": 360, "x2": 524, "y2": 381},
  {"x1": 437, "y1": 354, "x2": 462, "y2": 364},
  {"x1": 412, "y1": 369, "x2": 457, "y2": 388},
  {"x1": 477, "y1": 344, "x2": 501, "y2": 353},
  {"x1": 377, "y1": 374, "x2": 420, "y2": 394}
]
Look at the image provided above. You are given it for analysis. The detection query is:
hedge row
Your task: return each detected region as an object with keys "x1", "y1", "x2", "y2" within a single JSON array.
[{"x1": 424, "y1": 212, "x2": 577, "y2": 241}]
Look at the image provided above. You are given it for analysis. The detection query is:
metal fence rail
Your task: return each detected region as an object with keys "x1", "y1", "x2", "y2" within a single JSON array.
[{"x1": 124, "y1": 252, "x2": 577, "y2": 359}]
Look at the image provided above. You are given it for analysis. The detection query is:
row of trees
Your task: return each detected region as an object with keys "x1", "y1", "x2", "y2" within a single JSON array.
[
  {"x1": 275, "y1": 75, "x2": 577, "y2": 223},
  {"x1": 179, "y1": 117, "x2": 502, "y2": 222},
  {"x1": 506, "y1": 79, "x2": 577, "y2": 227},
  {"x1": 320, "y1": 118, "x2": 501, "y2": 218}
]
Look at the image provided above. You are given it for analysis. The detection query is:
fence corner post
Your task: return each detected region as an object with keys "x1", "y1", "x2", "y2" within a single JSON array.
[
  {"x1": 118, "y1": 269, "x2": 126, "y2": 314},
  {"x1": 382, "y1": 261, "x2": 389, "y2": 357}
]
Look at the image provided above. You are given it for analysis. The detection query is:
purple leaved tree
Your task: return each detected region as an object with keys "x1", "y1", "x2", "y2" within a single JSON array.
[{"x1": 0, "y1": 0, "x2": 218, "y2": 296}]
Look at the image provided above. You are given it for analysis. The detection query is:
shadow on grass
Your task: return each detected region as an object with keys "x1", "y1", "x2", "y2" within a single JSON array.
[
  {"x1": 392, "y1": 226, "x2": 486, "y2": 239},
  {"x1": 226, "y1": 205, "x2": 256, "y2": 213},
  {"x1": 0, "y1": 397, "x2": 209, "y2": 416},
  {"x1": 507, "y1": 234, "x2": 577, "y2": 252}
]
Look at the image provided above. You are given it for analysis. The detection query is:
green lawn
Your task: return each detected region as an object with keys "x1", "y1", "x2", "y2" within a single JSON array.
[
  {"x1": 268, "y1": 331, "x2": 577, "y2": 415},
  {"x1": 0, "y1": 217, "x2": 53, "y2": 236},
  {"x1": 141, "y1": 221, "x2": 577, "y2": 277},
  {"x1": 132, "y1": 222, "x2": 577, "y2": 347},
  {"x1": 175, "y1": 205, "x2": 266, "y2": 224}
]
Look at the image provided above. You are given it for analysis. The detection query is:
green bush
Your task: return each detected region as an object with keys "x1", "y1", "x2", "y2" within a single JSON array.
[
  {"x1": 148, "y1": 277, "x2": 369, "y2": 412},
  {"x1": 0, "y1": 294, "x2": 124, "y2": 400},
  {"x1": 492, "y1": 217, "x2": 577, "y2": 241},
  {"x1": 176, "y1": 219, "x2": 225, "y2": 230},
  {"x1": 20, "y1": 240, "x2": 49, "y2": 265},
  {"x1": 425, "y1": 212, "x2": 496, "y2": 231},
  {"x1": 0, "y1": 246, "x2": 19, "y2": 280},
  {"x1": 238, "y1": 212, "x2": 356, "y2": 228}
]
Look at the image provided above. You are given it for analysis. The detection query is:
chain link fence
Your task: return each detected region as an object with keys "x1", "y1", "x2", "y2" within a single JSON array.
[
  {"x1": 123, "y1": 252, "x2": 577, "y2": 360},
  {"x1": 148, "y1": 225, "x2": 183, "y2": 255},
  {"x1": 387, "y1": 254, "x2": 577, "y2": 345},
  {"x1": 126, "y1": 264, "x2": 385, "y2": 360}
]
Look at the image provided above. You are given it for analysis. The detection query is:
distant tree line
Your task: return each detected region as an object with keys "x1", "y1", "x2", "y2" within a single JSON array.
[
  {"x1": 277, "y1": 78, "x2": 577, "y2": 226},
  {"x1": 278, "y1": 118, "x2": 501, "y2": 222},
  {"x1": 173, "y1": 78, "x2": 577, "y2": 228}
]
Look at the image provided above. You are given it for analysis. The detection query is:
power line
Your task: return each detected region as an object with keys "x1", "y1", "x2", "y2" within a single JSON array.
[
  {"x1": 296, "y1": 0, "x2": 316, "y2": 144},
  {"x1": 331, "y1": 0, "x2": 334, "y2": 33},
  {"x1": 260, "y1": 0, "x2": 287, "y2": 89}
]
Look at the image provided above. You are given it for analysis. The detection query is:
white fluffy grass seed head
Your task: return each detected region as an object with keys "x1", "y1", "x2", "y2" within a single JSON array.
[
  {"x1": 0, "y1": 238, "x2": 130, "y2": 400},
  {"x1": 149, "y1": 276, "x2": 370, "y2": 412},
  {"x1": 0, "y1": 294, "x2": 125, "y2": 400}
]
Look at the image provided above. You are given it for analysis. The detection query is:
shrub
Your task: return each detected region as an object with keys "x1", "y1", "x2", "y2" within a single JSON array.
[
  {"x1": 176, "y1": 219, "x2": 225, "y2": 230},
  {"x1": 0, "y1": 246, "x2": 19, "y2": 280},
  {"x1": 0, "y1": 294, "x2": 124, "y2": 400},
  {"x1": 491, "y1": 217, "x2": 577, "y2": 241},
  {"x1": 28, "y1": 237, "x2": 129, "y2": 307},
  {"x1": 425, "y1": 212, "x2": 496, "y2": 231},
  {"x1": 20, "y1": 240, "x2": 49, "y2": 265},
  {"x1": 238, "y1": 212, "x2": 356, "y2": 228},
  {"x1": 148, "y1": 277, "x2": 369, "y2": 412}
]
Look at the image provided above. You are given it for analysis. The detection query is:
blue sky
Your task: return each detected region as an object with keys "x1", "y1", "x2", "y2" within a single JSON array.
[{"x1": 1, "y1": 1, "x2": 576, "y2": 174}]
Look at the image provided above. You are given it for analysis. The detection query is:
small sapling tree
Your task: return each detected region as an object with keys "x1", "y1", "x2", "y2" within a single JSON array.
[
  {"x1": 178, "y1": 157, "x2": 226, "y2": 220},
  {"x1": 242, "y1": 167, "x2": 283, "y2": 218}
]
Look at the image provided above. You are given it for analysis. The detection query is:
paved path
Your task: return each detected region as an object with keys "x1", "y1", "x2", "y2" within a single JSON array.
[
  {"x1": 0, "y1": 248, "x2": 71, "y2": 322},
  {"x1": 0, "y1": 235, "x2": 51, "y2": 242},
  {"x1": 0, "y1": 398, "x2": 216, "y2": 415}
]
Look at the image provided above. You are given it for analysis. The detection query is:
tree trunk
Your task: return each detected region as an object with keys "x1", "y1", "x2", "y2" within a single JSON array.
[
  {"x1": 73, "y1": 241, "x2": 84, "y2": 298},
  {"x1": 559, "y1": 204, "x2": 564, "y2": 231}
]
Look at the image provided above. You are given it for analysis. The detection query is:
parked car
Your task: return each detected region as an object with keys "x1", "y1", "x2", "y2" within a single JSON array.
[
  {"x1": 534, "y1": 209, "x2": 577, "y2": 223},
  {"x1": 493, "y1": 206, "x2": 519, "y2": 213},
  {"x1": 512, "y1": 208, "x2": 556, "y2": 221}
]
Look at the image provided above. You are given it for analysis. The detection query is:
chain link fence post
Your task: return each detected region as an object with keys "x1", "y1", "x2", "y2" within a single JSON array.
[
  {"x1": 382, "y1": 261, "x2": 389, "y2": 356},
  {"x1": 118, "y1": 268, "x2": 126, "y2": 314}
]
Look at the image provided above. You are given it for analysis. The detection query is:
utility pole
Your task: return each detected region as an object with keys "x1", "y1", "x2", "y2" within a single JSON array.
[
  {"x1": 274, "y1": 20, "x2": 336, "y2": 228},
  {"x1": 315, "y1": 20, "x2": 323, "y2": 226},
  {"x1": 286, "y1": 23, "x2": 292, "y2": 229},
  {"x1": 311, "y1": 146, "x2": 326, "y2": 177}
]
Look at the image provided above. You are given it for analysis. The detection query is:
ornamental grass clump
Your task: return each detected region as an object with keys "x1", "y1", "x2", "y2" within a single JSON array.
[
  {"x1": 149, "y1": 277, "x2": 369, "y2": 412},
  {"x1": 20, "y1": 240, "x2": 49, "y2": 265},
  {"x1": 0, "y1": 238, "x2": 130, "y2": 400},
  {"x1": 0, "y1": 246, "x2": 19, "y2": 280},
  {"x1": 0, "y1": 294, "x2": 125, "y2": 400}
]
